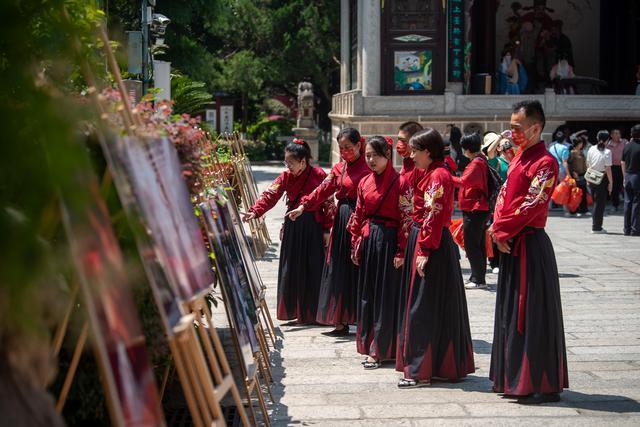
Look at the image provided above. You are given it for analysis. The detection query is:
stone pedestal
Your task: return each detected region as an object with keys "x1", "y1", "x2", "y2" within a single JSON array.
[{"x1": 292, "y1": 127, "x2": 320, "y2": 164}]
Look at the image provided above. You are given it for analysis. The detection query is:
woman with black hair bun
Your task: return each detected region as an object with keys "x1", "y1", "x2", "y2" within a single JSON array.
[
  {"x1": 348, "y1": 136, "x2": 412, "y2": 369},
  {"x1": 287, "y1": 127, "x2": 371, "y2": 335},
  {"x1": 243, "y1": 139, "x2": 334, "y2": 324},
  {"x1": 397, "y1": 128, "x2": 475, "y2": 388}
]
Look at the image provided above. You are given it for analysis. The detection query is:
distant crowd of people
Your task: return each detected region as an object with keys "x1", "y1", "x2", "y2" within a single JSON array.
[
  {"x1": 545, "y1": 124, "x2": 640, "y2": 235},
  {"x1": 238, "y1": 100, "x2": 640, "y2": 405}
]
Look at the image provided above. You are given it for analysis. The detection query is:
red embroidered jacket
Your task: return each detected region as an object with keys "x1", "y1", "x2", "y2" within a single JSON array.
[
  {"x1": 415, "y1": 161, "x2": 455, "y2": 257},
  {"x1": 453, "y1": 156, "x2": 489, "y2": 212},
  {"x1": 300, "y1": 154, "x2": 370, "y2": 209},
  {"x1": 492, "y1": 142, "x2": 558, "y2": 242},
  {"x1": 348, "y1": 163, "x2": 413, "y2": 260},
  {"x1": 400, "y1": 158, "x2": 427, "y2": 225},
  {"x1": 249, "y1": 166, "x2": 335, "y2": 230}
]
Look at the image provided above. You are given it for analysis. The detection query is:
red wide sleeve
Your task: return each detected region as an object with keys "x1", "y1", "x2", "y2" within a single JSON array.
[
  {"x1": 455, "y1": 159, "x2": 480, "y2": 189},
  {"x1": 492, "y1": 159, "x2": 557, "y2": 242},
  {"x1": 396, "y1": 176, "x2": 413, "y2": 258},
  {"x1": 300, "y1": 164, "x2": 340, "y2": 211},
  {"x1": 416, "y1": 171, "x2": 451, "y2": 257},
  {"x1": 249, "y1": 172, "x2": 286, "y2": 218},
  {"x1": 348, "y1": 180, "x2": 367, "y2": 262}
]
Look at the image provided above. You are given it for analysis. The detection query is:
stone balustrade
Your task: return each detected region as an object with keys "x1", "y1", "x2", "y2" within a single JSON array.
[{"x1": 330, "y1": 89, "x2": 640, "y2": 121}]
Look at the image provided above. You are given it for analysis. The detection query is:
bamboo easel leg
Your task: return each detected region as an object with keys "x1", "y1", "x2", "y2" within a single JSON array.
[
  {"x1": 177, "y1": 330, "x2": 213, "y2": 426},
  {"x1": 243, "y1": 380, "x2": 258, "y2": 426},
  {"x1": 159, "y1": 362, "x2": 173, "y2": 401},
  {"x1": 196, "y1": 299, "x2": 251, "y2": 427},
  {"x1": 260, "y1": 299, "x2": 278, "y2": 346},
  {"x1": 184, "y1": 324, "x2": 224, "y2": 423},
  {"x1": 256, "y1": 356, "x2": 274, "y2": 404},
  {"x1": 52, "y1": 281, "x2": 79, "y2": 358},
  {"x1": 256, "y1": 326, "x2": 273, "y2": 384},
  {"x1": 169, "y1": 338, "x2": 205, "y2": 427},
  {"x1": 56, "y1": 322, "x2": 89, "y2": 412},
  {"x1": 253, "y1": 376, "x2": 270, "y2": 427}
]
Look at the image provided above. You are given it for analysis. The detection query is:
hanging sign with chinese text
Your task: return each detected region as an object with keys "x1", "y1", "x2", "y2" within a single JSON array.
[{"x1": 448, "y1": 0, "x2": 465, "y2": 82}]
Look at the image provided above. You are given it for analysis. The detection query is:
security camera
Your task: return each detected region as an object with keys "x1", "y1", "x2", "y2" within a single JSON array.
[{"x1": 151, "y1": 13, "x2": 171, "y2": 37}]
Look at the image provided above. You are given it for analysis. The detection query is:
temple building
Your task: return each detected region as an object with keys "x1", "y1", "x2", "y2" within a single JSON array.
[{"x1": 329, "y1": 0, "x2": 640, "y2": 165}]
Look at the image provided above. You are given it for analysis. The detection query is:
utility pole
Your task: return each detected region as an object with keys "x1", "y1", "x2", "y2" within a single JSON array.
[{"x1": 141, "y1": 0, "x2": 153, "y2": 93}]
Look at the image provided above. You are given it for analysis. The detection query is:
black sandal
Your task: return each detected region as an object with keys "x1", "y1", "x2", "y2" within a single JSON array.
[
  {"x1": 363, "y1": 359, "x2": 381, "y2": 370},
  {"x1": 397, "y1": 378, "x2": 430, "y2": 388}
]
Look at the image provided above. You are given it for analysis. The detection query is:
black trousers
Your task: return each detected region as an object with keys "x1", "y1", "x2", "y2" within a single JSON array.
[
  {"x1": 575, "y1": 177, "x2": 589, "y2": 214},
  {"x1": 624, "y1": 172, "x2": 640, "y2": 236},
  {"x1": 611, "y1": 165, "x2": 624, "y2": 209},
  {"x1": 589, "y1": 176, "x2": 609, "y2": 231},
  {"x1": 462, "y1": 210, "x2": 489, "y2": 284}
]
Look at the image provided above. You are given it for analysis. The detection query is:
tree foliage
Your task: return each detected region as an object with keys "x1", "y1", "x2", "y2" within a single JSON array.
[{"x1": 107, "y1": 0, "x2": 341, "y2": 130}]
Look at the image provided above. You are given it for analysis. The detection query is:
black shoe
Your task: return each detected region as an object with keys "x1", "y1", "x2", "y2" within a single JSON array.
[
  {"x1": 322, "y1": 325, "x2": 350, "y2": 337},
  {"x1": 517, "y1": 393, "x2": 561, "y2": 405}
]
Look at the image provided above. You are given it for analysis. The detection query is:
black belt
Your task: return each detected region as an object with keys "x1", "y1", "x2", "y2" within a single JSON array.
[{"x1": 367, "y1": 214, "x2": 396, "y2": 223}]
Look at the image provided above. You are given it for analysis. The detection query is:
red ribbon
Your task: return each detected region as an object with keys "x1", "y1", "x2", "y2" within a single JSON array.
[
  {"x1": 293, "y1": 138, "x2": 305, "y2": 145},
  {"x1": 513, "y1": 229, "x2": 535, "y2": 335},
  {"x1": 384, "y1": 136, "x2": 394, "y2": 148}
]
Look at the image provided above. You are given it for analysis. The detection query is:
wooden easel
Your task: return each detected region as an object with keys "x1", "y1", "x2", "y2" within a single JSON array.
[
  {"x1": 214, "y1": 284, "x2": 273, "y2": 427},
  {"x1": 169, "y1": 312, "x2": 250, "y2": 427}
]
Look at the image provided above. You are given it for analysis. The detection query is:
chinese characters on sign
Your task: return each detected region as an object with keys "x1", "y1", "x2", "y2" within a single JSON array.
[{"x1": 448, "y1": 0, "x2": 465, "y2": 82}]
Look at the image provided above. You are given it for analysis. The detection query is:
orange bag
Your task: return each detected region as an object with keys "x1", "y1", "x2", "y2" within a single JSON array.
[
  {"x1": 449, "y1": 218, "x2": 464, "y2": 248},
  {"x1": 567, "y1": 186, "x2": 583, "y2": 212},
  {"x1": 551, "y1": 176, "x2": 574, "y2": 205}
]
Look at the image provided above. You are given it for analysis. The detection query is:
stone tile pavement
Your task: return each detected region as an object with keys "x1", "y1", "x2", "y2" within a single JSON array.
[{"x1": 249, "y1": 163, "x2": 640, "y2": 426}]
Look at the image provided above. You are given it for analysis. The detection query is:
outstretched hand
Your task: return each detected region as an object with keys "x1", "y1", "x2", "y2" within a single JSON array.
[
  {"x1": 240, "y1": 211, "x2": 256, "y2": 222},
  {"x1": 286, "y1": 205, "x2": 305, "y2": 221}
]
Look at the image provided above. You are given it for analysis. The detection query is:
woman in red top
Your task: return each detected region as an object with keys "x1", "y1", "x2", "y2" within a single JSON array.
[
  {"x1": 489, "y1": 100, "x2": 568, "y2": 404},
  {"x1": 287, "y1": 128, "x2": 370, "y2": 335},
  {"x1": 453, "y1": 132, "x2": 490, "y2": 289},
  {"x1": 398, "y1": 128, "x2": 475, "y2": 388},
  {"x1": 243, "y1": 140, "x2": 334, "y2": 324},
  {"x1": 349, "y1": 136, "x2": 412, "y2": 369},
  {"x1": 394, "y1": 121, "x2": 427, "y2": 370}
]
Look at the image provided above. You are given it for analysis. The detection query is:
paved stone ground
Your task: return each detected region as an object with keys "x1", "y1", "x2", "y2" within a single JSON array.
[{"x1": 249, "y1": 163, "x2": 640, "y2": 426}]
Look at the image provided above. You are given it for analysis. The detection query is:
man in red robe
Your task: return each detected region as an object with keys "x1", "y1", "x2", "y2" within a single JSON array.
[{"x1": 489, "y1": 100, "x2": 568, "y2": 404}]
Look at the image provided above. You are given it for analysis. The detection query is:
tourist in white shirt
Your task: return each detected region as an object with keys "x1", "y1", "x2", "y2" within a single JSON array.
[{"x1": 586, "y1": 130, "x2": 613, "y2": 233}]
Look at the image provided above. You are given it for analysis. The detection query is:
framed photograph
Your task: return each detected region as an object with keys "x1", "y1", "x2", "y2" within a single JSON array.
[
  {"x1": 199, "y1": 194, "x2": 259, "y2": 378},
  {"x1": 61, "y1": 184, "x2": 165, "y2": 427},
  {"x1": 118, "y1": 136, "x2": 214, "y2": 301},
  {"x1": 394, "y1": 50, "x2": 433, "y2": 91}
]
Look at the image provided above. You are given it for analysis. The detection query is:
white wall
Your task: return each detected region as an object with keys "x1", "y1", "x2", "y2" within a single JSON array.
[{"x1": 495, "y1": 0, "x2": 600, "y2": 78}]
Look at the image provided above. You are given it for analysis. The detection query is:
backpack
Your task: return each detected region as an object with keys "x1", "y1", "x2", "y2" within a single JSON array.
[{"x1": 485, "y1": 158, "x2": 504, "y2": 214}]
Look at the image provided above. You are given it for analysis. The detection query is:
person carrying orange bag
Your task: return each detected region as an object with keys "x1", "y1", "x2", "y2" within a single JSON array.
[{"x1": 551, "y1": 176, "x2": 575, "y2": 205}]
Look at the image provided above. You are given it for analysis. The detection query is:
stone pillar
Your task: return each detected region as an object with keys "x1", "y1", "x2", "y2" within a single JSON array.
[
  {"x1": 356, "y1": 0, "x2": 363, "y2": 90},
  {"x1": 361, "y1": 0, "x2": 380, "y2": 96},
  {"x1": 340, "y1": 0, "x2": 350, "y2": 93}
]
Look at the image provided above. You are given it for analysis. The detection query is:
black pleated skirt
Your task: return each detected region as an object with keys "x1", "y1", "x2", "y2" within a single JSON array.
[
  {"x1": 316, "y1": 200, "x2": 359, "y2": 325},
  {"x1": 277, "y1": 211, "x2": 324, "y2": 323},
  {"x1": 490, "y1": 228, "x2": 569, "y2": 395},
  {"x1": 402, "y1": 228, "x2": 475, "y2": 381},
  {"x1": 356, "y1": 222, "x2": 401, "y2": 361},
  {"x1": 395, "y1": 223, "x2": 420, "y2": 371}
]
